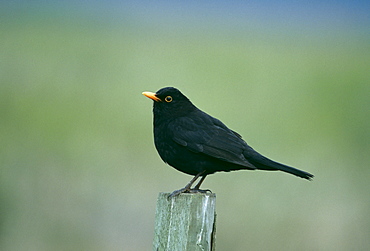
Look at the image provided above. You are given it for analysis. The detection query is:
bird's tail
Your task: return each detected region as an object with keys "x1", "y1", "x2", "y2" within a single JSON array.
[
  {"x1": 275, "y1": 163, "x2": 314, "y2": 180},
  {"x1": 247, "y1": 153, "x2": 314, "y2": 180}
]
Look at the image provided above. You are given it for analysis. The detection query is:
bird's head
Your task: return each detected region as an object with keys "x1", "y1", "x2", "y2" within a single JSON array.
[{"x1": 142, "y1": 87, "x2": 196, "y2": 119}]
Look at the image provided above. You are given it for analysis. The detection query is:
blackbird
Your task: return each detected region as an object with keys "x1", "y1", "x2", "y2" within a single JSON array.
[{"x1": 143, "y1": 87, "x2": 313, "y2": 197}]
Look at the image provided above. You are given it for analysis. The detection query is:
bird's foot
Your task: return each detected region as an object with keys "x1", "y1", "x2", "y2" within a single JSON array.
[
  {"x1": 187, "y1": 188, "x2": 212, "y2": 194},
  {"x1": 168, "y1": 187, "x2": 212, "y2": 198}
]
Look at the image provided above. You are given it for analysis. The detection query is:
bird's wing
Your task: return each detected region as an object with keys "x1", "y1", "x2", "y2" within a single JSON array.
[{"x1": 169, "y1": 113, "x2": 256, "y2": 169}]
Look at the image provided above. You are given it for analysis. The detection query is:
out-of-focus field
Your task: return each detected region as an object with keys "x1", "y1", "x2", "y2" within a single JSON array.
[{"x1": 1, "y1": 2, "x2": 369, "y2": 250}]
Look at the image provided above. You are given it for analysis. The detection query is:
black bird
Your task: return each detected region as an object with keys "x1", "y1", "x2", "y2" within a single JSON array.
[{"x1": 143, "y1": 87, "x2": 313, "y2": 197}]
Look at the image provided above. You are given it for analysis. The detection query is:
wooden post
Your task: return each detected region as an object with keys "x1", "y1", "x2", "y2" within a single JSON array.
[{"x1": 153, "y1": 193, "x2": 216, "y2": 251}]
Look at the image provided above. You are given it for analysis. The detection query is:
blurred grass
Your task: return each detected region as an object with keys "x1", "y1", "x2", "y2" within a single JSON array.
[{"x1": 1, "y1": 6, "x2": 369, "y2": 251}]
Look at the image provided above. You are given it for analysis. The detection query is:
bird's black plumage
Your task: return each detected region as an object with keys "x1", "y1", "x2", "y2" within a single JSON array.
[{"x1": 143, "y1": 87, "x2": 313, "y2": 197}]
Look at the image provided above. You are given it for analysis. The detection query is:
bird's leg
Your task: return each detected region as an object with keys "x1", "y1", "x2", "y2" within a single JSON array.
[
  {"x1": 168, "y1": 171, "x2": 208, "y2": 198},
  {"x1": 191, "y1": 175, "x2": 212, "y2": 194}
]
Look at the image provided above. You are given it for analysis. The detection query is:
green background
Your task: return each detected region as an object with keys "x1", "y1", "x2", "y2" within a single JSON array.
[{"x1": 1, "y1": 1, "x2": 369, "y2": 250}]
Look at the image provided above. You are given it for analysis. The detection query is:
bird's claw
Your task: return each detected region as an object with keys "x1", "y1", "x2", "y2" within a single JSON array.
[
  {"x1": 168, "y1": 187, "x2": 212, "y2": 198},
  {"x1": 189, "y1": 188, "x2": 212, "y2": 194}
]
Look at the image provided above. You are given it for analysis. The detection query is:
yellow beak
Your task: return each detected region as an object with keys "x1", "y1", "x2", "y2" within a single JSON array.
[{"x1": 142, "y1": 91, "x2": 161, "y2": 102}]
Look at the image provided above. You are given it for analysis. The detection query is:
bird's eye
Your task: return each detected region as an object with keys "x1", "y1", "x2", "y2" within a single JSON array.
[{"x1": 165, "y1": 96, "x2": 173, "y2": 102}]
